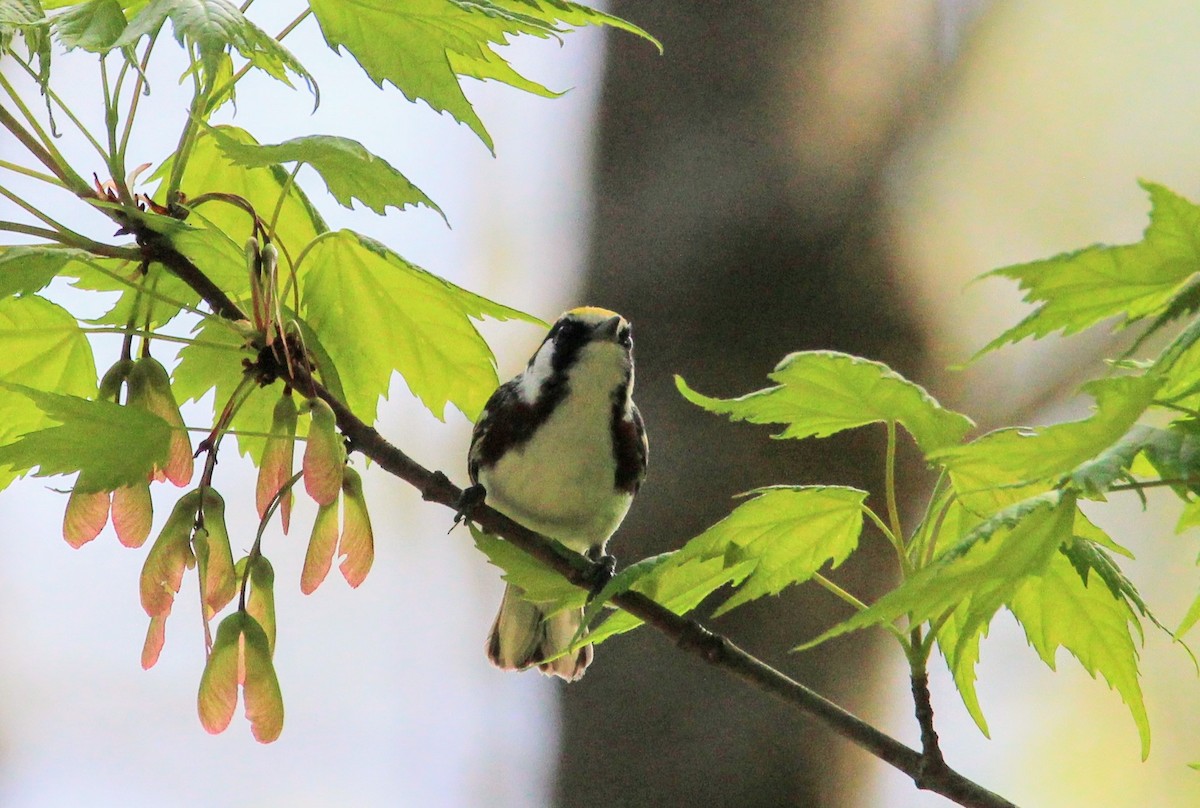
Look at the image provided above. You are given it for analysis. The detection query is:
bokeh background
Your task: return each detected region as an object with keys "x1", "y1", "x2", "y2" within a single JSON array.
[{"x1": 2, "y1": 1, "x2": 1200, "y2": 806}]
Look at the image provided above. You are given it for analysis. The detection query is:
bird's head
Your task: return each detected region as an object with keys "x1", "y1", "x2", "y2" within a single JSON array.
[{"x1": 519, "y1": 307, "x2": 635, "y2": 403}]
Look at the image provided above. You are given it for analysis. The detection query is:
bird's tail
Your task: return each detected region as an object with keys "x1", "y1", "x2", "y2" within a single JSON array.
[{"x1": 486, "y1": 583, "x2": 593, "y2": 681}]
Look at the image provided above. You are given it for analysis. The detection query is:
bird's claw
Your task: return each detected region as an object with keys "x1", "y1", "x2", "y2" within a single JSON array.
[
  {"x1": 449, "y1": 483, "x2": 487, "y2": 533},
  {"x1": 583, "y1": 552, "x2": 617, "y2": 600}
]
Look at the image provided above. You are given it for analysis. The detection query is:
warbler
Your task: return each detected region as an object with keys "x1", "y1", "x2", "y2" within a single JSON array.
[{"x1": 467, "y1": 307, "x2": 648, "y2": 681}]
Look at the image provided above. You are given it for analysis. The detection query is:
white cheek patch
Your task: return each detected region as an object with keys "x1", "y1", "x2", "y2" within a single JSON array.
[{"x1": 518, "y1": 339, "x2": 554, "y2": 403}]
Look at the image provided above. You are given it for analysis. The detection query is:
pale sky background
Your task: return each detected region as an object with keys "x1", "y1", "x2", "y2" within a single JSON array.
[{"x1": 3, "y1": 2, "x2": 1200, "y2": 807}]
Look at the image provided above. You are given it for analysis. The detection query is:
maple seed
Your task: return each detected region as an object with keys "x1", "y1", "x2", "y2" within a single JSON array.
[
  {"x1": 98, "y1": 359, "x2": 135, "y2": 402},
  {"x1": 199, "y1": 490, "x2": 237, "y2": 618},
  {"x1": 301, "y1": 397, "x2": 344, "y2": 506},
  {"x1": 63, "y1": 485, "x2": 110, "y2": 548},
  {"x1": 257, "y1": 393, "x2": 298, "y2": 532},
  {"x1": 339, "y1": 467, "x2": 375, "y2": 587},
  {"x1": 197, "y1": 612, "x2": 284, "y2": 742},
  {"x1": 128, "y1": 357, "x2": 194, "y2": 486},
  {"x1": 112, "y1": 481, "x2": 153, "y2": 548},
  {"x1": 301, "y1": 498, "x2": 339, "y2": 595},
  {"x1": 139, "y1": 489, "x2": 200, "y2": 618}
]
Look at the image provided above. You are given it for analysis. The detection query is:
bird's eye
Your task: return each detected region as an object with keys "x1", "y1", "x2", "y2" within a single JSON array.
[
  {"x1": 618, "y1": 326, "x2": 632, "y2": 348},
  {"x1": 555, "y1": 320, "x2": 586, "y2": 346}
]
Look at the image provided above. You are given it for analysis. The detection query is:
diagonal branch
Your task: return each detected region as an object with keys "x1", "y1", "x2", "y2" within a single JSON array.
[{"x1": 136, "y1": 229, "x2": 1019, "y2": 808}]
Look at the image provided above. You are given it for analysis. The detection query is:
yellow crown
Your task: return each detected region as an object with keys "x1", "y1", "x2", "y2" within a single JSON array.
[{"x1": 565, "y1": 306, "x2": 619, "y2": 321}]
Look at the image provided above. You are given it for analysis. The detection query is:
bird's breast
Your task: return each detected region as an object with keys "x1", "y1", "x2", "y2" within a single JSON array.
[{"x1": 479, "y1": 385, "x2": 631, "y2": 552}]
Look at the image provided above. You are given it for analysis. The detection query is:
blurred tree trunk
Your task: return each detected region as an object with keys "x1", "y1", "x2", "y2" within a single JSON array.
[{"x1": 560, "y1": 3, "x2": 948, "y2": 805}]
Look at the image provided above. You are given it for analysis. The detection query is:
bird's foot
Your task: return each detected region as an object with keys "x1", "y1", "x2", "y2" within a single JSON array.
[
  {"x1": 583, "y1": 550, "x2": 617, "y2": 600},
  {"x1": 449, "y1": 483, "x2": 486, "y2": 533}
]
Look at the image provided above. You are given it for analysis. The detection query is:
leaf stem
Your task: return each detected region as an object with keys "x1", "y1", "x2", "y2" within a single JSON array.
[
  {"x1": 862, "y1": 503, "x2": 908, "y2": 574},
  {"x1": 812, "y1": 572, "x2": 869, "y2": 611},
  {"x1": 118, "y1": 31, "x2": 162, "y2": 167},
  {"x1": 71, "y1": 256, "x2": 244, "y2": 334},
  {"x1": 0, "y1": 221, "x2": 131, "y2": 256},
  {"x1": 238, "y1": 470, "x2": 303, "y2": 611},
  {"x1": 0, "y1": 159, "x2": 65, "y2": 187},
  {"x1": 1107, "y1": 476, "x2": 1200, "y2": 492},
  {"x1": 79, "y1": 326, "x2": 245, "y2": 351},
  {"x1": 99, "y1": 55, "x2": 132, "y2": 204},
  {"x1": 215, "y1": 7, "x2": 314, "y2": 100},
  {"x1": 885, "y1": 421, "x2": 907, "y2": 556},
  {"x1": 164, "y1": 46, "x2": 217, "y2": 204},
  {"x1": 815, "y1": 573, "x2": 911, "y2": 650},
  {"x1": 0, "y1": 183, "x2": 85, "y2": 237},
  {"x1": 0, "y1": 103, "x2": 90, "y2": 195},
  {"x1": 267, "y1": 163, "x2": 301, "y2": 240}
]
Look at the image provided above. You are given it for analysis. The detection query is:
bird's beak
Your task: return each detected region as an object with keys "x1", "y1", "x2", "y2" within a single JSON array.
[{"x1": 596, "y1": 314, "x2": 623, "y2": 341}]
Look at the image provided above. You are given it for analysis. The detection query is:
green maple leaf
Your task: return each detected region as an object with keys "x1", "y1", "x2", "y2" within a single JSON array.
[
  {"x1": 934, "y1": 375, "x2": 1161, "y2": 514},
  {"x1": 0, "y1": 245, "x2": 93, "y2": 298},
  {"x1": 677, "y1": 351, "x2": 973, "y2": 457},
  {"x1": 172, "y1": 318, "x2": 274, "y2": 460},
  {"x1": 977, "y1": 182, "x2": 1200, "y2": 356},
  {"x1": 0, "y1": 295, "x2": 96, "y2": 491},
  {"x1": 53, "y1": 0, "x2": 127, "y2": 52},
  {"x1": 298, "y1": 229, "x2": 543, "y2": 423},
  {"x1": 203, "y1": 125, "x2": 444, "y2": 220},
  {"x1": 308, "y1": 0, "x2": 657, "y2": 150},
  {"x1": 0, "y1": 383, "x2": 170, "y2": 491},
  {"x1": 154, "y1": 124, "x2": 328, "y2": 259},
  {"x1": 0, "y1": 0, "x2": 51, "y2": 89},
  {"x1": 579, "y1": 487, "x2": 868, "y2": 646},
  {"x1": 798, "y1": 493, "x2": 1076, "y2": 657},
  {"x1": 935, "y1": 603, "x2": 990, "y2": 737},
  {"x1": 585, "y1": 554, "x2": 752, "y2": 648},
  {"x1": 115, "y1": 0, "x2": 314, "y2": 98},
  {"x1": 1010, "y1": 551, "x2": 1150, "y2": 759},
  {"x1": 671, "y1": 485, "x2": 867, "y2": 617},
  {"x1": 471, "y1": 524, "x2": 584, "y2": 608}
]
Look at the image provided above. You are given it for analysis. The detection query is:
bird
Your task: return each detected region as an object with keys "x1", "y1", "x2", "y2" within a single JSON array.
[{"x1": 466, "y1": 306, "x2": 648, "y2": 681}]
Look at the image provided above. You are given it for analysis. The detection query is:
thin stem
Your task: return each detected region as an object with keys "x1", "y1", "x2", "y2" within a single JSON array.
[
  {"x1": 267, "y1": 163, "x2": 301, "y2": 239},
  {"x1": 99, "y1": 55, "x2": 132, "y2": 204},
  {"x1": 0, "y1": 72, "x2": 59, "y2": 157},
  {"x1": 814, "y1": 573, "x2": 911, "y2": 650},
  {"x1": 0, "y1": 221, "x2": 133, "y2": 256},
  {"x1": 0, "y1": 159, "x2": 66, "y2": 187},
  {"x1": 907, "y1": 470, "x2": 947, "y2": 567},
  {"x1": 922, "y1": 493, "x2": 954, "y2": 569},
  {"x1": 812, "y1": 572, "x2": 869, "y2": 612},
  {"x1": 1108, "y1": 477, "x2": 1199, "y2": 492},
  {"x1": 238, "y1": 470, "x2": 303, "y2": 611},
  {"x1": 164, "y1": 45, "x2": 216, "y2": 204},
  {"x1": 119, "y1": 30, "x2": 162, "y2": 166},
  {"x1": 189, "y1": 192, "x2": 265, "y2": 235},
  {"x1": 885, "y1": 421, "x2": 907, "y2": 556},
  {"x1": 70, "y1": 256, "x2": 243, "y2": 334},
  {"x1": 79, "y1": 326, "x2": 244, "y2": 351},
  {"x1": 0, "y1": 104, "x2": 90, "y2": 195},
  {"x1": 862, "y1": 503, "x2": 907, "y2": 568},
  {"x1": 0, "y1": 184, "x2": 86, "y2": 236}
]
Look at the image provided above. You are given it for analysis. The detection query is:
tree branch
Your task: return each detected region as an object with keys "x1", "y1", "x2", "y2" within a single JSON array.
[{"x1": 136, "y1": 228, "x2": 1019, "y2": 808}]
